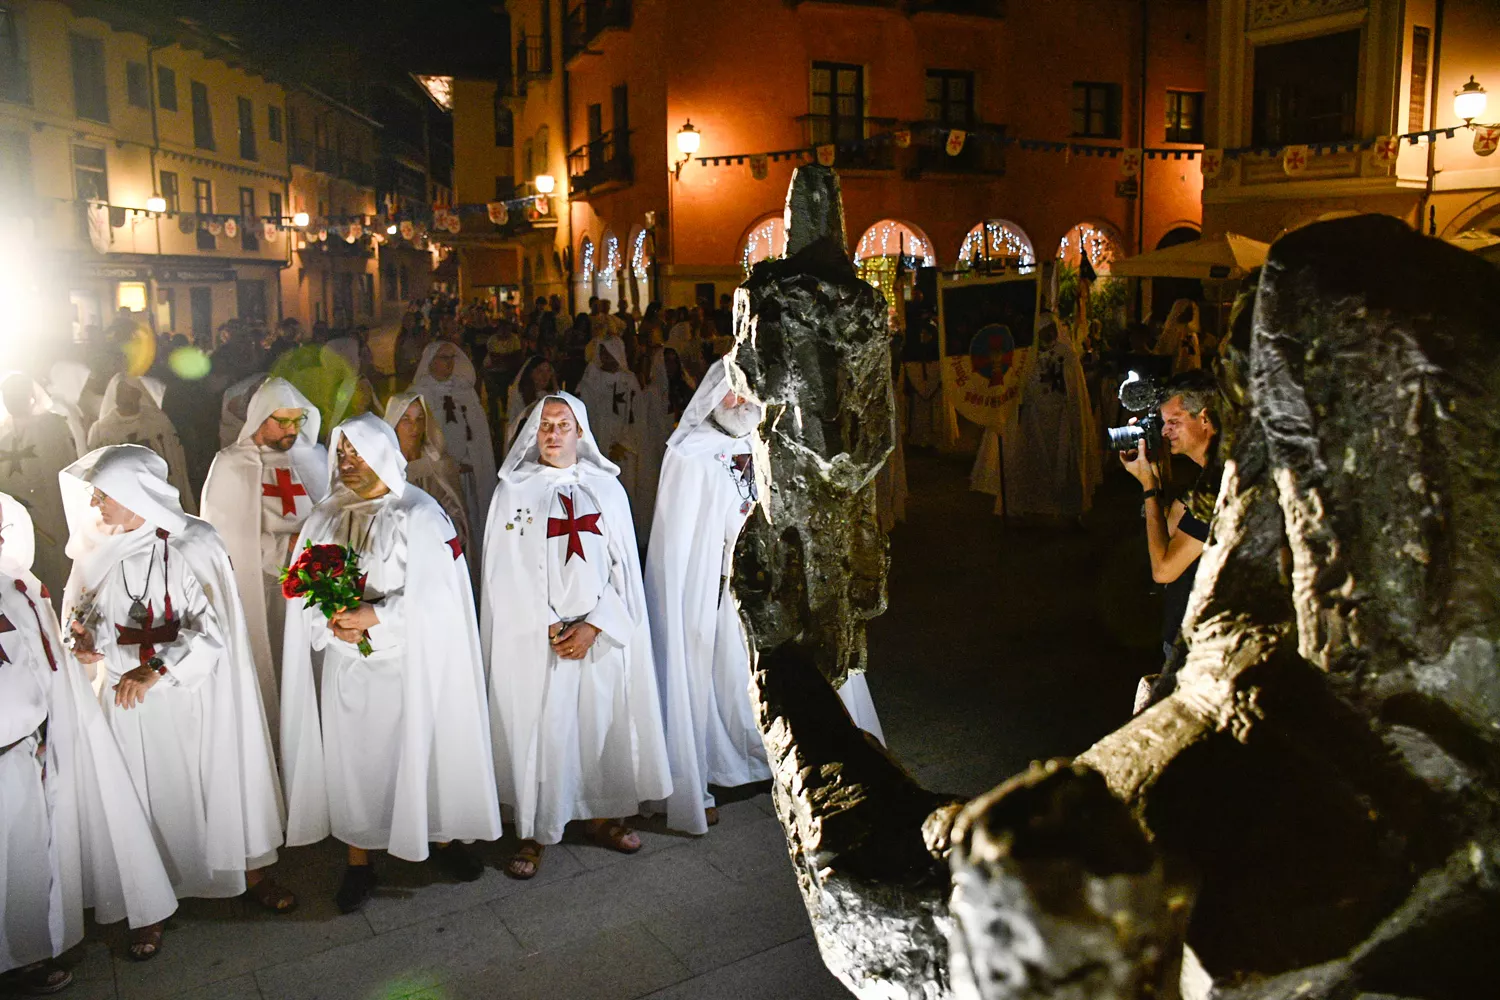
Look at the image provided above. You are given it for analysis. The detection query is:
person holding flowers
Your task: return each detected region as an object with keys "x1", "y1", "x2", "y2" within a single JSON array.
[{"x1": 279, "y1": 413, "x2": 501, "y2": 914}]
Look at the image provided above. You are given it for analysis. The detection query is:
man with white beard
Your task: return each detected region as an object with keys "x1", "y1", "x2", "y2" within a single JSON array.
[
  {"x1": 88, "y1": 375, "x2": 196, "y2": 514},
  {"x1": 482, "y1": 394, "x2": 671, "y2": 879},
  {"x1": 0, "y1": 373, "x2": 80, "y2": 602},
  {"x1": 59, "y1": 445, "x2": 291, "y2": 960},
  {"x1": 575, "y1": 336, "x2": 643, "y2": 527},
  {"x1": 280, "y1": 414, "x2": 500, "y2": 913},
  {"x1": 409, "y1": 342, "x2": 496, "y2": 566},
  {"x1": 645, "y1": 363, "x2": 883, "y2": 836},
  {"x1": 1, "y1": 492, "x2": 178, "y2": 987},
  {"x1": 200, "y1": 378, "x2": 327, "y2": 741}
]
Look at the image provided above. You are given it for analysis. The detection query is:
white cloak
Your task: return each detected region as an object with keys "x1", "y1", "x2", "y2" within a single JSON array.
[
  {"x1": 88, "y1": 375, "x2": 195, "y2": 514},
  {"x1": 218, "y1": 372, "x2": 269, "y2": 448},
  {"x1": 0, "y1": 493, "x2": 177, "y2": 973},
  {"x1": 280, "y1": 415, "x2": 501, "y2": 861},
  {"x1": 382, "y1": 391, "x2": 473, "y2": 573},
  {"x1": 45, "y1": 361, "x2": 94, "y2": 455},
  {"x1": 992, "y1": 328, "x2": 1099, "y2": 518},
  {"x1": 483, "y1": 393, "x2": 671, "y2": 845},
  {"x1": 200, "y1": 378, "x2": 328, "y2": 743},
  {"x1": 0, "y1": 373, "x2": 80, "y2": 603},
  {"x1": 409, "y1": 343, "x2": 497, "y2": 570},
  {"x1": 904, "y1": 360, "x2": 948, "y2": 450},
  {"x1": 59, "y1": 446, "x2": 284, "y2": 900},
  {"x1": 643, "y1": 362, "x2": 771, "y2": 836},
  {"x1": 575, "y1": 337, "x2": 644, "y2": 527}
]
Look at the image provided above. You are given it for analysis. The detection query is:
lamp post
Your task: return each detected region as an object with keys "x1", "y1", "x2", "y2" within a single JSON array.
[
  {"x1": 672, "y1": 120, "x2": 700, "y2": 180},
  {"x1": 1455, "y1": 76, "x2": 1488, "y2": 126},
  {"x1": 534, "y1": 173, "x2": 556, "y2": 195}
]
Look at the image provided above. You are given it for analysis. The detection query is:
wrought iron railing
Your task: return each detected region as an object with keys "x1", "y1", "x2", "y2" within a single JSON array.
[
  {"x1": 913, "y1": 123, "x2": 1007, "y2": 175},
  {"x1": 516, "y1": 33, "x2": 552, "y2": 87},
  {"x1": 563, "y1": 0, "x2": 632, "y2": 61},
  {"x1": 798, "y1": 114, "x2": 896, "y2": 170},
  {"x1": 567, "y1": 129, "x2": 633, "y2": 195}
]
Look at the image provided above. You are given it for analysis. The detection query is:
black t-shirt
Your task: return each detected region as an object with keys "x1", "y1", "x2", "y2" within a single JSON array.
[{"x1": 1161, "y1": 507, "x2": 1211, "y2": 644}]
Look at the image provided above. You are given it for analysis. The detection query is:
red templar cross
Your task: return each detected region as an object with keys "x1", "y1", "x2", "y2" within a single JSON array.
[
  {"x1": 115, "y1": 604, "x2": 181, "y2": 667},
  {"x1": 262, "y1": 468, "x2": 308, "y2": 516},
  {"x1": 547, "y1": 493, "x2": 602, "y2": 564},
  {"x1": 0, "y1": 613, "x2": 13, "y2": 664}
]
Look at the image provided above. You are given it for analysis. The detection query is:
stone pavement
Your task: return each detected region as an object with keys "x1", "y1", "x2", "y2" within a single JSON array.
[{"x1": 35, "y1": 450, "x2": 1158, "y2": 1000}]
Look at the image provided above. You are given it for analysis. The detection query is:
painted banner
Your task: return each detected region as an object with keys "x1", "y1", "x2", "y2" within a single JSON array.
[{"x1": 937, "y1": 273, "x2": 1039, "y2": 430}]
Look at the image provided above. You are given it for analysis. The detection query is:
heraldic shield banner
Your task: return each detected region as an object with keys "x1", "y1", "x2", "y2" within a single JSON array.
[{"x1": 936, "y1": 273, "x2": 1040, "y2": 429}]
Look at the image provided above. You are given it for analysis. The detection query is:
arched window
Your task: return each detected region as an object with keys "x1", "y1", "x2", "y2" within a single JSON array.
[
  {"x1": 631, "y1": 227, "x2": 652, "y2": 277},
  {"x1": 740, "y1": 214, "x2": 786, "y2": 275},
  {"x1": 599, "y1": 230, "x2": 621, "y2": 288},
  {"x1": 957, "y1": 219, "x2": 1035, "y2": 270},
  {"x1": 1056, "y1": 221, "x2": 1123, "y2": 271},
  {"x1": 579, "y1": 236, "x2": 595, "y2": 283},
  {"x1": 853, "y1": 219, "x2": 937, "y2": 266}
]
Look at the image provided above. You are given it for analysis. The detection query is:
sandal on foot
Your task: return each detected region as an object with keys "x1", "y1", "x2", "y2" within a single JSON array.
[
  {"x1": 587, "y1": 820, "x2": 642, "y2": 854},
  {"x1": 128, "y1": 923, "x2": 164, "y2": 962},
  {"x1": 244, "y1": 876, "x2": 299, "y2": 914},
  {"x1": 8, "y1": 961, "x2": 73, "y2": 996},
  {"x1": 432, "y1": 842, "x2": 484, "y2": 882},
  {"x1": 504, "y1": 841, "x2": 544, "y2": 880},
  {"x1": 335, "y1": 863, "x2": 377, "y2": 914},
  {"x1": 705, "y1": 806, "x2": 720, "y2": 827}
]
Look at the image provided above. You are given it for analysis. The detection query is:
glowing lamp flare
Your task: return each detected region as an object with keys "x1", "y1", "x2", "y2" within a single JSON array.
[
  {"x1": 292, "y1": 211, "x2": 311, "y2": 228},
  {"x1": 145, "y1": 195, "x2": 167, "y2": 214},
  {"x1": 675, "y1": 120, "x2": 701, "y2": 157},
  {"x1": 533, "y1": 173, "x2": 556, "y2": 194},
  {"x1": 1455, "y1": 76, "x2": 1487, "y2": 124}
]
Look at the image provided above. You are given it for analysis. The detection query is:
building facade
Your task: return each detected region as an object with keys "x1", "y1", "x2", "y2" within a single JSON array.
[
  {"x1": 1203, "y1": 0, "x2": 1500, "y2": 242},
  {"x1": 0, "y1": 0, "x2": 298, "y2": 359},
  {"x1": 484, "y1": 0, "x2": 1206, "y2": 318}
]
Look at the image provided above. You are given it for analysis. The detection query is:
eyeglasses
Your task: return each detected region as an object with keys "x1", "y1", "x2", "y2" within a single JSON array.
[{"x1": 272, "y1": 415, "x2": 308, "y2": 429}]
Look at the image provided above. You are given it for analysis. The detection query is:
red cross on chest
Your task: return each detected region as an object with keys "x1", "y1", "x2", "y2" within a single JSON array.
[
  {"x1": 547, "y1": 492, "x2": 603, "y2": 563},
  {"x1": 0, "y1": 613, "x2": 13, "y2": 664},
  {"x1": 115, "y1": 604, "x2": 181, "y2": 667},
  {"x1": 262, "y1": 467, "x2": 308, "y2": 516}
]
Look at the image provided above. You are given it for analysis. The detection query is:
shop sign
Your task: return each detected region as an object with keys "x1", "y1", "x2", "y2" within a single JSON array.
[
  {"x1": 157, "y1": 266, "x2": 236, "y2": 283},
  {"x1": 79, "y1": 263, "x2": 149, "y2": 280}
]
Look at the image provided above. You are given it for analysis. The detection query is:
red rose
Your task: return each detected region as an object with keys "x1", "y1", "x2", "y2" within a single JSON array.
[
  {"x1": 309, "y1": 544, "x2": 347, "y2": 575},
  {"x1": 281, "y1": 573, "x2": 307, "y2": 599}
]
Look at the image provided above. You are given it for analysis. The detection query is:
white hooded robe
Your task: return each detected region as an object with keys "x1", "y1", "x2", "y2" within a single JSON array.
[
  {"x1": 575, "y1": 337, "x2": 645, "y2": 533},
  {"x1": 199, "y1": 378, "x2": 328, "y2": 743},
  {"x1": 482, "y1": 392, "x2": 671, "y2": 845},
  {"x1": 0, "y1": 374, "x2": 80, "y2": 603},
  {"x1": 88, "y1": 375, "x2": 195, "y2": 515},
  {"x1": 409, "y1": 344, "x2": 496, "y2": 572},
  {"x1": 280, "y1": 415, "x2": 501, "y2": 860},
  {"x1": 0, "y1": 492, "x2": 177, "y2": 972},
  {"x1": 59, "y1": 446, "x2": 284, "y2": 900},
  {"x1": 382, "y1": 391, "x2": 473, "y2": 571}
]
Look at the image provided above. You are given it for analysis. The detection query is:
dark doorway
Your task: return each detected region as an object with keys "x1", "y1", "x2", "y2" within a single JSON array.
[
  {"x1": 1151, "y1": 226, "x2": 1203, "y2": 324},
  {"x1": 189, "y1": 286, "x2": 213, "y2": 344},
  {"x1": 237, "y1": 279, "x2": 267, "y2": 325}
]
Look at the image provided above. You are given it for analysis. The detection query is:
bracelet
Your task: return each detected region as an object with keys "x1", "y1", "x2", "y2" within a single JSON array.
[{"x1": 1142, "y1": 488, "x2": 1161, "y2": 501}]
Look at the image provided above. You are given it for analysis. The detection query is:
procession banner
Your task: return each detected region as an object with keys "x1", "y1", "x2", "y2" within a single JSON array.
[{"x1": 936, "y1": 272, "x2": 1039, "y2": 430}]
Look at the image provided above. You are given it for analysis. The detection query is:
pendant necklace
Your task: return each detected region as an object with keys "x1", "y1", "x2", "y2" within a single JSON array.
[{"x1": 120, "y1": 543, "x2": 156, "y2": 624}]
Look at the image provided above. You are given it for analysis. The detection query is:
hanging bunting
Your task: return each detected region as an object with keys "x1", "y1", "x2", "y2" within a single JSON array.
[
  {"x1": 223, "y1": 217, "x2": 238, "y2": 239},
  {"x1": 87, "y1": 200, "x2": 110, "y2": 254},
  {"x1": 1282, "y1": 144, "x2": 1310, "y2": 176},
  {"x1": 1370, "y1": 135, "x2": 1400, "y2": 168},
  {"x1": 1119, "y1": 148, "x2": 1142, "y2": 177},
  {"x1": 1200, "y1": 149, "x2": 1223, "y2": 178},
  {"x1": 945, "y1": 129, "x2": 967, "y2": 156},
  {"x1": 262, "y1": 220, "x2": 279, "y2": 242},
  {"x1": 816, "y1": 144, "x2": 836, "y2": 167},
  {"x1": 207, "y1": 218, "x2": 223, "y2": 236},
  {"x1": 749, "y1": 153, "x2": 769, "y2": 180},
  {"x1": 892, "y1": 128, "x2": 911, "y2": 149},
  {"x1": 1474, "y1": 126, "x2": 1500, "y2": 157},
  {"x1": 487, "y1": 201, "x2": 509, "y2": 225},
  {"x1": 532, "y1": 194, "x2": 550, "y2": 216}
]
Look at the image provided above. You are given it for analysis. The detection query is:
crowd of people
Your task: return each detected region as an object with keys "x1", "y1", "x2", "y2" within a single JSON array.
[{"x1": 0, "y1": 290, "x2": 883, "y2": 996}]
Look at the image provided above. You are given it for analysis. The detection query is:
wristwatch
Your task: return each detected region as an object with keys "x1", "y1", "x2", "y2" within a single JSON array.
[
  {"x1": 1142, "y1": 487, "x2": 1161, "y2": 501},
  {"x1": 147, "y1": 656, "x2": 168, "y2": 676}
]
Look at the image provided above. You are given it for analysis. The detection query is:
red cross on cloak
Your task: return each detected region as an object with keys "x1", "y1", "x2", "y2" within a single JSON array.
[
  {"x1": 0, "y1": 612, "x2": 13, "y2": 664},
  {"x1": 115, "y1": 603, "x2": 182, "y2": 668},
  {"x1": 546, "y1": 492, "x2": 602, "y2": 564},
  {"x1": 446, "y1": 534, "x2": 463, "y2": 559},
  {"x1": 262, "y1": 467, "x2": 308, "y2": 516}
]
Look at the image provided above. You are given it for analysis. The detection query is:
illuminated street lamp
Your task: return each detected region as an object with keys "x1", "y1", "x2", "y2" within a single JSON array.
[
  {"x1": 1455, "y1": 76, "x2": 1488, "y2": 125},
  {"x1": 534, "y1": 173, "x2": 556, "y2": 195},
  {"x1": 292, "y1": 211, "x2": 311, "y2": 228},
  {"x1": 387, "y1": 224, "x2": 398, "y2": 235},
  {"x1": 146, "y1": 194, "x2": 167, "y2": 214},
  {"x1": 672, "y1": 120, "x2": 701, "y2": 179}
]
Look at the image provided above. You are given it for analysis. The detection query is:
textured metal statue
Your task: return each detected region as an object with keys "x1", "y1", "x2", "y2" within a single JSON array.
[{"x1": 732, "y1": 199, "x2": 1500, "y2": 1000}]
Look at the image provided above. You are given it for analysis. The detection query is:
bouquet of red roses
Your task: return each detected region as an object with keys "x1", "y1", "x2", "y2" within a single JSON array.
[{"x1": 280, "y1": 542, "x2": 372, "y2": 656}]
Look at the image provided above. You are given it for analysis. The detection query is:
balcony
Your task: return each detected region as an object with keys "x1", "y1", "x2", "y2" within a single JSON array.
[
  {"x1": 567, "y1": 130, "x2": 633, "y2": 197},
  {"x1": 798, "y1": 114, "x2": 896, "y2": 171},
  {"x1": 563, "y1": 0, "x2": 632, "y2": 62},
  {"x1": 289, "y1": 137, "x2": 314, "y2": 167},
  {"x1": 340, "y1": 157, "x2": 375, "y2": 187},
  {"x1": 315, "y1": 147, "x2": 339, "y2": 174},
  {"x1": 911, "y1": 123, "x2": 1006, "y2": 176},
  {"x1": 516, "y1": 33, "x2": 552, "y2": 90}
]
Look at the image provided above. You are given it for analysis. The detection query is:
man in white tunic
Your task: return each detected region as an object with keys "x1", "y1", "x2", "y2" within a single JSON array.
[
  {"x1": 87, "y1": 375, "x2": 196, "y2": 514},
  {"x1": 58, "y1": 445, "x2": 291, "y2": 959},
  {"x1": 0, "y1": 373, "x2": 80, "y2": 602},
  {"x1": 200, "y1": 378, "x2": 327, "y2": 742},
  {"x1": 1, "y1": 493, "x2": 178, "y2": 984},
  {"x1": 383, "y1": 391, "x2": 472, "y2": 564},
  {"x1": 575, "y1": 336, "x2": 644, "y2": 530},
  {"x1": 280, "y1": 414, "x2": 500, "y2": 913},
  {"x1": 482, "y1": 394, "x2": 671, "y2": 879},
  {"x1": 409, "y1": 342, "x2": 496, "y2": 567}
]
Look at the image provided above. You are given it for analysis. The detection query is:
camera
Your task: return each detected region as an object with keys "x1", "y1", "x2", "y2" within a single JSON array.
[{"x1": 1105, "y1": 371, "x2": 1166, "y2": 452}]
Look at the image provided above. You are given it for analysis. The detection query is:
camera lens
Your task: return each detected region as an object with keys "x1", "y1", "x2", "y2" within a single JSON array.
[{"x1": 1106, "y1": 425, "x2": 1145, "y2": 451}]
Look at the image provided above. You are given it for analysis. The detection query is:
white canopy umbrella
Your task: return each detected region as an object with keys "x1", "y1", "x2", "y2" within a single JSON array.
[{"x1": 1107, "y1": 232, "x2": 1269, "y2": 281}]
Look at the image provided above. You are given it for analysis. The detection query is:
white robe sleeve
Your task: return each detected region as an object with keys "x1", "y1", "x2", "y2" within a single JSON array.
[
  {"x1": 153, "y1": 570, "x2": 224, "y2": 691},
  {"x1": 583, "y1": 547, "x2": 635, "y2": 652}
]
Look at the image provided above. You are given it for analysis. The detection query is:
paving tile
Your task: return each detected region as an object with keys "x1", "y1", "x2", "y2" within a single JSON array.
[
  {"x1": 58, "y1": 935, "x2": 114, "y2": 982},
  {"x1": 637, "y1": 936, "x2": 854, "y2": 1000},
  {"x1": 432, "y1": 924, "x2": 691, "y2": 1000},
  {"x1": 697, "y1": 811, "x2": 796, "y2": 882},
  {"x1": 489, "y1": 850, "x2": 735, "y2": 953},
  {"x1": 254, "y1": 904, "x2": 521, "y2": 1000},
  {"x1": 640, "y1": 868, "x2": 813, "y2": 975},
  {"x1": 161, "y1": 974, "x2": 263, "y2": 1000},
  {"x1": 552, "y1": 815, "x2": 694, "y2": 872}
]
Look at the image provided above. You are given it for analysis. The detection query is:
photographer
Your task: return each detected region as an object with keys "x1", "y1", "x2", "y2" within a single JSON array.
[{"x1": 1119, "y1": 369, "x2": 1221, "y2": 702}]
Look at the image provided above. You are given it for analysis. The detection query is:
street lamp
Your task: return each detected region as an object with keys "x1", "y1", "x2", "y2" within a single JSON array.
[
  {"x1": 387, "y1": 224, "x2": 398, "y2": 235},
  {"x1": 292, "y1": 211, "x2": 311, "y2": 228},
  {"x1": 1455, "y1": 75, "x2": 1488, "y2": 125},
  {"x1": 534, "y1": 173, "x2": 556, "y2": 195},
  {"x1": 145, "y1": 194, "x2": 167, "y2": 214},
  {"x1": 672, "y1": 120, "x2": 700, "y2": 179}
]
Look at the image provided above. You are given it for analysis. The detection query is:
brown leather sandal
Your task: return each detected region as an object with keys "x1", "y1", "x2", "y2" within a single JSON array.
[
  {"x1": 245, "y1": 876, "x2": 299, "y2": 914},
  {"x1": 128, "y1": 923, "x2": 164, "y2": 962},
  {"x1": 505, "y1": 841, "x2": 545, "y2": 880},
  {"x1": 587, "y1": 819, "x2": 642, "y2": 854}
]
